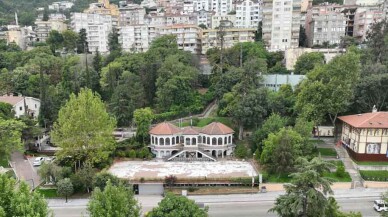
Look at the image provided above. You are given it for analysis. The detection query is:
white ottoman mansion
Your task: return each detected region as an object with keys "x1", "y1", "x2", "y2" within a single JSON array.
[{"x1": 149, "y1": 122, "x2": 235, "y2": 161}]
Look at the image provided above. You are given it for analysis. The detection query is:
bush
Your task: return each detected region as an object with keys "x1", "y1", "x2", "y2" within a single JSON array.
[
  {"x1": 93, "y1": 172, "x2": 121, "y2": 190},
  {"x1": 127, "y1": 150, "x2": 137, "y2": 158},
  {"x1": 235, "y1": 144, "x2": 248, "y2": 159},
  {"x1": 137, "y1": 147, "x2": 150, "y2": 159},
  {"x1": 188, "y1": 186, "x2": 198, "y2": 192},
  {"x1": 116, "y1": 150, "x2": 126, "y2": 158},
  {"x1": 335, "y1": 165, "x2": 346, "y2": 178},
  {"x1": 165, "y1": 175, "x2": 177, "y2": 187}
]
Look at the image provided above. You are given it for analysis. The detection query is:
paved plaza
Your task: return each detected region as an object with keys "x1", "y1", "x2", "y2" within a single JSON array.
[{"x1": 109, "y1": 160, "x2": 258, "y2": 180}]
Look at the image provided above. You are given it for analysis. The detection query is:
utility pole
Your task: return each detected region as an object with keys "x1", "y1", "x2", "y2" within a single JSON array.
[
  {"x1": 218, "y1": 21, "x2": 226, "y2": 74},
  {"x1": 240, "y1": 42, "x2": 243, "y2": 68}
]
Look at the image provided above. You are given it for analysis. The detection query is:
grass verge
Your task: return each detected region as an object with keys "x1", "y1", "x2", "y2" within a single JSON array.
[
  {"x1": 318, "y1": 148, "x2": 337, "y2": 157},
  {"x1": 356, "y1": 161, "x2": 388, "y2": 166},
  {"x1": 323, "y1": 172, "x2": 352, "y2": 182},
  {"x1": 36, "y1": 188, "x2": 58, "y2": 198}
]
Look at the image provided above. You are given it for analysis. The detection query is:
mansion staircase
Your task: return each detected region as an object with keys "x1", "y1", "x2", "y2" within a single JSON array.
[{"x1": 167, "y1": 149, "x2": 216, "y2": 162}]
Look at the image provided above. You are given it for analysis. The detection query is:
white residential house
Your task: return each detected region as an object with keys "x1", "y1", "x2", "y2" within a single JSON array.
[
  {"x1": 48, "y1": 1, "x2": 74, "y2": 11},
  {"x1": 235, "y1": 0, "x2": 262, "y2": 29},
  {"x1": 0, "y1": 95, "x2": 41, "y2": 119}
]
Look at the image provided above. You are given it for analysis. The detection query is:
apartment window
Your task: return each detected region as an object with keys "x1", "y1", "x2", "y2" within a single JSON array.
[
  {"x1": 284, "y1": 8, "x2": 291, "y2": 11},
  {"x1": 19, "y1": 106, "x2": 22, "y2": 111},
  {"x1": 282, "y1": 39, "x2": 288, "y2": 42}
]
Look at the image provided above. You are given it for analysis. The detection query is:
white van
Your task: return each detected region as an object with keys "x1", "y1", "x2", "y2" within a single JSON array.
[{"x1": 374, "y1": 200, "x2": 388, "y2": 212}]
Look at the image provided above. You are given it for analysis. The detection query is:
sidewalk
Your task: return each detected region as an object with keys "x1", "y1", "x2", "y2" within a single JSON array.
[{"x1": 10, "y1": 152, "x2": 42, "y2": 189}]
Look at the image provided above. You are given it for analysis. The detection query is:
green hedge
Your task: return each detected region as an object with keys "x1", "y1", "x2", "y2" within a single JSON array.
[{"x1": 360, "y1": 170, "x2": 388, "y2": 181}]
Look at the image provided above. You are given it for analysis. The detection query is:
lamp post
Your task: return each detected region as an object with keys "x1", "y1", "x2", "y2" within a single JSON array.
[{"x1": 26, "y1": 179, "x2": 35, "y2": 190}]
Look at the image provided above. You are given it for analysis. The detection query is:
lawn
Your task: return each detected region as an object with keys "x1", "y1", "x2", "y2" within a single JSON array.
[
  {"x1": 356, "y1": 161, "x2": 388, "y2": 166},
  {"x1": 181, "y1": 117, "x2": 234, "y2": 128},
  {"x1": 318, "y1": 148, "x2": 337, "y2": 157},
  {"x1": 36, "y1": 188, "x2": 58, "y2": 198},
  {"x1": 323, "y1": 172, "x2": 352, "y2": 182},
  {"x1": 0, "y1": 156, "x2": 9, "y2": 167}
]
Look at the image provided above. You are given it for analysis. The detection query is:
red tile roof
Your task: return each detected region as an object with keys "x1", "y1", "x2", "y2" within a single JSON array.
[
  {"x1": 338, "y1": 112, "x2": 388, "y2": 128},
  {"x1": 201, "y1": 122, "x2": 234, "y2": 135},
  {"x1": 182, "y1": 126, "x2": 200, "y2": 135},
  {"x1": 149, "y1": 122, "x2": 181, "y2": 135},
  {"x1": 0, "y1": 95, "x2": 23, "y2": 106}
]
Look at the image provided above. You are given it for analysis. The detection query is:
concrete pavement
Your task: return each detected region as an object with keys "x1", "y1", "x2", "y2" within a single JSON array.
[
  {"x1": 10, "y1": 152, "x2": 41, "y2": 189},
  {"x1": 48, "y1": 188, "x2": 386, "y2": 217}
]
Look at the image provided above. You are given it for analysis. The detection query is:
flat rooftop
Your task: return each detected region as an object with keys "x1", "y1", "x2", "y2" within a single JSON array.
[{"x1": 109, "y1": 160, "x2": 258, "y2": 180}]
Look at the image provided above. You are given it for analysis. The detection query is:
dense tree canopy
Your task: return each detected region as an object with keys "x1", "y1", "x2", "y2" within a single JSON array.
[
  {"x1": 293, "y1": 52, "x2": 325, "y2": 75},
  {"x1": 147, "y1": 193, "x2": 208, "y2": 217},
  {"x1": 0, "y1": 174, "x2": 50, "y2": 217},
  {"x1": 88, "y1": 181, "x2": 140, "y2": 217},
  {"x1": 51, "y1": 88, "x2": 116, "y2": 168}
]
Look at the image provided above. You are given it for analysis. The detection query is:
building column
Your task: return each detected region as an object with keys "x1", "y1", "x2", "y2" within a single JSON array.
[{"x1": 222, "y1": 150, "x2": 224, "y2": 158}]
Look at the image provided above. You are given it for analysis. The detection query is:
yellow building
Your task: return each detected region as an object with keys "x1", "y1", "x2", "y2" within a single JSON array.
[
  {"x1": 84, "y1": 0, "x2": 119, "y2": 17},
  {"x1": 339, "y1": 111, "x2": 388, "y2": 161}
]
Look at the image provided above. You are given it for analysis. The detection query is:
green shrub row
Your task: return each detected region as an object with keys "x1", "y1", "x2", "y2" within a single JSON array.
[{"x1": 360, "y1": 170, "x2": 388, "y2": 181}]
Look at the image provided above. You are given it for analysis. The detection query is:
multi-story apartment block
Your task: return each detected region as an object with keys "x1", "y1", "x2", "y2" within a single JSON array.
[
  {"x1": 146, "y1": 14, "x2": 197, "y2": 26},
  {"x1": 119, "y1": 25, "x2": 150, "y2": 53},
  {"x1": 119, "y1": 4, "x2": 146, "y2": 26},
  {"x1": 210, "y1": 0, "x2": 234, "y2": 15},
  {"x1": 193, "y1": 0, "x2": 211, "y2": 11},
  {"x1": 211, "y1": 14, "x2": 236, "y2": 28},
  {"x1": 49, "y1": 13, "x2": 67, "y2": 21},
  {"x1": 6, "y1": 26, "x2": 35, "y2": 50},
  {"x1": 235, "y1": 0, "x2": 262, "y2": 29},
  {"x1": 344, "y1": 0, "x2": 382, "y2": 6},
  {"x1": 262, "y1": 0, "x2": 301, "y2": 51},
  {"x1": 305, "y1": 4, "x2": 346, "y2": 47},
  {"x1": 34, "y1": 20, "x2": 67, "y2": 42},
  {"x1": 84, "y1": 0, "x2": 119, "y2": 17},
  {"x1": 201, "y1": 27, "x2": 256, "y2": 54},
  {"x1": 183, "y1": 0, "x2": 195, "y2": 14},
  {"x1": 354, "y1": 6, "x2": 383, "y2": 42},
  {"x1": 342, "y1": 6, "x2": 357, "y2": 36},
  {"x1": 156, "y1": 24, "x2": 202, "y2": 54},
  {"x1": 48, "y1": 1, "x2": 74, "y2": 11},
  {"x1": 71, "y1": 13, "x2": 113, "y2": 53},
  {"x1": 197, "y1": 9, "x2": 214, "y2": 28}
]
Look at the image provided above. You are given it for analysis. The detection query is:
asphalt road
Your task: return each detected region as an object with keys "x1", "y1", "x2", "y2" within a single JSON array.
[{"x1": 49, "y1": 189, "x2": 383, "y2": 217}]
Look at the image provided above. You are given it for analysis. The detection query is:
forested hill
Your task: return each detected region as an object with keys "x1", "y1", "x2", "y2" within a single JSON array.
[{"x1": 0, "y1": 0, "x2": 99, "y2": 26}]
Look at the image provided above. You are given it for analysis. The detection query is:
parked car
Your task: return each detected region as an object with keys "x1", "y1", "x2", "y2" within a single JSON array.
[
  {"x1": 45, "y1": 156, "x2": 56, "y2": 163},
  {"x1": 374, "y1": 200, "x2": 388, "y2": 212},
  {"x1": 33, "y1": 157, "x2": 45, "y2": 166}
]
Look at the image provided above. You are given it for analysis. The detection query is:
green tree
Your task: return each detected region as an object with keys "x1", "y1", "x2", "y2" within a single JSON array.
[
  {"x1": 47, "y1": 30, "x2": 64, "y2": 54},
  {"x1": 0, "y1": 102, "x2": 13, "y2": 119},
  {"x1": 62, "y1": 30, "x2": 79, "y2": 52},
  {"x1": 0, "y1": 68, "x2": 13, "y2": 95},
  {"x1": 299, "y1": 25, "x2": 308, "y2": 47},
  {"x1": 77, "y1": 28, "x2": 88, "y2": 53},
  {"x1": 251, "y1": 113, "x2": 288, "y2": 153},
  {"x1": 57, "y1": 178, "x2": 74, "y2": 203},
  {"x1": 133, "y1": 107, "x2": 154, "y2": 144},
  {"x1": 93, "y1": 171, "x2": 121, "y2": 190},
  {"x1": 255, "y1": 21, "x2": 262, "y2": 42},
  {"x1": 260, "y1": 128, "x2": 306, "y2": 174},
  {"x1": 269, "y1": 157, "x2": 334, "y2": 217},
  {"x1": 100, "y1": 61, "x2": 124, "y2": 97},
  {"x1": 88, "y1": 181, "x2": 141, "y2": 217},
  {"x1": 364, "y1": 19, "x2": 388, "y2": 65},
  {"x1": 92, "y1": 49, "x2": 103, "y2": 75},
  {"x1": 0, "y1": 174, "x2": 50, "y2": 217},
  {"x1": 339, "y1": 36, "x2": 358, "y2": 49},
  {"x1": 352, "y1": 73, "x2": 388, "y2": 113},
  {"x1": 108, "y1": 28, "x2": 121, "y2": 53},
  {"x1": 38, "y1": 162, "x2": 62, "y2": 184},
  {"x1": 110, "y1": 71, "x2": 145, "y2": 127},
  {"x1": 293, "y1": 52, "x2": 325, "y2": 75},
  {"x1": 51, "y1": 88, "x2": 116, "y2": 168},
  {"x1": 0, "y1": 118, "x2": 25, "y2": 158},
  {"x1": 147, "y1": 193, "x2": 208, "y2": 217},
  {"x1": 42, "y1": 7, "x2": 49, "y2": 21},
  {"x1": 296, "y1": 51, "x2": 360, "y2": 128}
]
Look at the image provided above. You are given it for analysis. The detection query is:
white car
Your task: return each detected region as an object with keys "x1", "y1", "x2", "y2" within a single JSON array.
[
  {"x1": 374, "y1": 200, "x2": 388, "y2": 212},
  {"x1": 33, "y1": 157, "x2": 45, "y2": 166}
]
